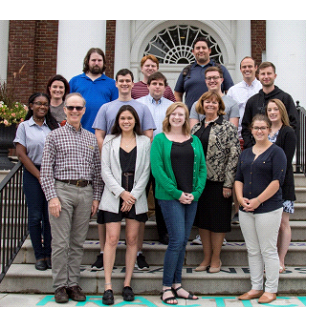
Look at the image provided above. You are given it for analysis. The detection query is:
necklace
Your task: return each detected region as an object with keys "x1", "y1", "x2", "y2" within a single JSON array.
[
  {"x1": 122, "y1": 136, "x2": 135, "y2": 148},
  {"x1": 204, "y1": 116, "x2": 218, "y2": 124}
]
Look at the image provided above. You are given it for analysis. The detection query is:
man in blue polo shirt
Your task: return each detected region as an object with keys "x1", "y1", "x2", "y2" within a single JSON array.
[
  {"x1": 69, "y1": 48, "x2": 118, "y2": 133},
  {"x1": 174, "y1": 37, "x2": 234, "y2": 110}
]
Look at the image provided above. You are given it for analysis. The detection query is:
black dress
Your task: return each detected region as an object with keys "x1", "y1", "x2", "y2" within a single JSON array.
[
  {"x1": 193, "y1": 122, "x2": 232, "y2": 233},
  {"x1": 102, "y1": 146, "x2": 148, "y2": 223}
]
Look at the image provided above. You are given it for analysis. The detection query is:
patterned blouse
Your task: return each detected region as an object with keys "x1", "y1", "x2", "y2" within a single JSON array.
[{"x1": 191, "y1": 116, "x2": 241, "y2": 188}]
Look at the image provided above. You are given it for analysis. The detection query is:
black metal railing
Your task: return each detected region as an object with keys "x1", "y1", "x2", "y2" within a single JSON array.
[
  {"x1": 0, "y1": 162, "x2": 28, "y2": 284},
  {"x1": 295, "y1": 101, "x2": 306, "y2": 176}
]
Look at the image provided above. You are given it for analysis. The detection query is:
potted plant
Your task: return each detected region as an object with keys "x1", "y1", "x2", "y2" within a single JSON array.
[{"x1": 0, "y1": 80, "x2": 28, "y2": 170}]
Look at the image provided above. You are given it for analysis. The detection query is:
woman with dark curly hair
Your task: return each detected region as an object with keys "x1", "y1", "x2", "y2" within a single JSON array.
[{"x1": 14, "y1": 92, "x2": 59, "y2": 270}]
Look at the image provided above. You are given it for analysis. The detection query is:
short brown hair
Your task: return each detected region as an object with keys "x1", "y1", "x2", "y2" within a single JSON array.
[
  {"x1": 140, "y1": 55, "x2": 159, "y2": 69},
  {"x1": 258, "y1": 61, "x2": 276, "y2": 73},
  {"x1": 162, "y1": 102, "x2": 190, "y2": 135},
  {"x1": 195, "y1": 90, "x2": 226, "y2": 116},
  {"x1": 147, "y1": 72, "x2": 168, "y2": 86},
  {"x1": 250, "y1": 114, "x2": 272, "y2": 129},
  {"x1": 205, "y1": 66, "x2": 223, "y2": 78}
]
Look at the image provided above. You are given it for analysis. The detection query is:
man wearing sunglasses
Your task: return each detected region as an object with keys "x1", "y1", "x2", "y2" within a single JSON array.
[{"x1": 40, "y1": 93, "x2": 103, "y2": 304}]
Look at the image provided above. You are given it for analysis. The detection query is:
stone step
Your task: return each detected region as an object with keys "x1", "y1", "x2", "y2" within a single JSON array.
[
  {"x1": 14, "y1": 239, "x2": 306, "y2": 267},
  {"x1": 87, "y1": 220, "x2": 306, "y2": 242},
  {"x1": 0, "y1": 263, "x2": 306, "y2": 295}
]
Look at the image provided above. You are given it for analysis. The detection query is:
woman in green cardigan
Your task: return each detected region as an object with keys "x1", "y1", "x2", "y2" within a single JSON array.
[{"x1": 150, "y1": 102, "x2": 207, "y2": 305}]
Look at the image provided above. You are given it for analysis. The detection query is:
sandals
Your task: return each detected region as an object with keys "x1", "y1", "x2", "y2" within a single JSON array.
[
  {"x1": 279, "y1": 266, "x2": 286, "y2": 274},
  {"x1": 160, "y1": 288, "x2": 178, "y2": 305},
  {"x1": 172, "y1": 286, "x2": 198, "y2": 300}
]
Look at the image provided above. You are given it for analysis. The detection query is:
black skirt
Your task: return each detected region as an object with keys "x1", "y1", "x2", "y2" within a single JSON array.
[{"x1": 194, "y1": 179, "x2": 232, "y2": 233}]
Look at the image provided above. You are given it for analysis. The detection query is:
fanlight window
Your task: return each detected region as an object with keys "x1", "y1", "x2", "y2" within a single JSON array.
[{"x1": 144, "y1": 25, "x2": 224, "y2": 65}]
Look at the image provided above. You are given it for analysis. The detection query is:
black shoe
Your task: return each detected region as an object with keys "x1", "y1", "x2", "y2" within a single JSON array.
[
  {"x1": 231, "y1": 213, "x2": 239, "y2": 225},
  {"x1": 35, "y1": 258, "x2": 47, "y2": 271},
  {"x1": 102, "y1": 289, "x2": 114, "y2": 305},
  {"x1": 122, "y1": 286, "x2": 134, "y2": 301},
  {"x1": 91, "y1": 253, "x2": 103, "y2": 271},
  {"x1": 45, "y1": 257, "x2": 52, "y2": 269},
  {"x1": 159, "y1": 234, "x2": 169, "y2": 245},
  {"x1": 135, "y1": 253, "x2": 149, "y2": 271}
]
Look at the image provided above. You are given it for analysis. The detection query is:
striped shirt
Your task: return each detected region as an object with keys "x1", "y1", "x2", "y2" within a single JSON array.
[{"x1": 40, "y1": 122, "x2": 103, "y2": 201}]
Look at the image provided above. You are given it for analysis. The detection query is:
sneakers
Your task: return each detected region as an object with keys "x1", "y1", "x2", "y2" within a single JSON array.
[
  {"x1": 192, "y1": 235, "x2": 202, "y2": 245},
  {"x1": 135, "y1": 253, "x2": 149, "y2": 271},
  {"x1": 102, "y1": 289, "x2": 114, "y2": 305},
  {"x1": 91, "y1": 253, "x2": 104, "y2": 271},
  {"x1": 223, "y1": 238, "x2": 227, "y2": 246},
  {"x1": 231, "y1": 213, "x2": 239, "y2": 225}
]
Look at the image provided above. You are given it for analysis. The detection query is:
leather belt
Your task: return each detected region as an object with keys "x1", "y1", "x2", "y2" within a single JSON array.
[{"x1": 57, "y1": 179, "x2": 92, "y2": 187}]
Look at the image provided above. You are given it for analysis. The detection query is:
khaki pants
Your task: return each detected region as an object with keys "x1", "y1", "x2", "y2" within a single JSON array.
[
  {"x1": 49, "y1": 181, "x2": 93, "y2": 290},
  {"x1": 239, "y1": 208, "x2": 282, "y2": 293}
]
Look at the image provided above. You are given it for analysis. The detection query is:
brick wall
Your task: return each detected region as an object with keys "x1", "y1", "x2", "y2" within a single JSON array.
[
  {"x1": 251, "y1": 20, "x2": 266, "y2": 67},
  {"x1": 7, "y1": 20, "x2": 58, "y2": 104},
  {"x1": 105, "y1": 20, "x2": 116, "y2": 79}
]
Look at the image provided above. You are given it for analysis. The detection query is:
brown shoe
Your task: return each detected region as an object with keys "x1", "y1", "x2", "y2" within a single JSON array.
[
  {"x1": 238, "y1": 290, "x2": 264, "y2": 300},
  {"x1": 258, "y1": 292, "x2": 277, "y2": 304},
  {"x1": 54, "y1": 287, "x2": 69, "y2": 303},
  {"x1": 66, "y1": 285, "x2": 86, "y2": 302}
]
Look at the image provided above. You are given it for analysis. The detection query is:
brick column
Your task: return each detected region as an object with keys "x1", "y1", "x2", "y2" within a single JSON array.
[
  {"x1": 251, "y1": 20, "x2": 266, "y2": 68},
  {"x1": 105, "y1": 20, "x2": 116, "y2": 79}
]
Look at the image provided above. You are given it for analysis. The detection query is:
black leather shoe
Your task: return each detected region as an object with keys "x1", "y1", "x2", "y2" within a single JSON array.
[
  {"x1": 122, "y1": 286, "x2": 134, "y2": 301},
  {"x1": 159, "y1": 234, "x2": 169, "y2": 245},
  {"x1": 35, "y1": 258, "x2": 47, "y2": 271},
  {"x1": 102, "y1": 289, "x2": 114, "y2": 305},
  {"x1": 54, "y1": 287, "x2": 69, "y2": 303},
  {"x1": 66, "y1": 285, "x2": 86, "y2": 302},
  {"x1": 45, "y1": 257, "x2": 52, "y2": 269}
]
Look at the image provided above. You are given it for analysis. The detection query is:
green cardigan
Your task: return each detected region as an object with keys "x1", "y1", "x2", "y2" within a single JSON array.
[{"x1": 150, "y1": 133, "x2": 207, "y2": 201}]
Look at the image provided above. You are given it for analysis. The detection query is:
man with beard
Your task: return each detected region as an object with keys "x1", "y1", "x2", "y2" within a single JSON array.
[
  {"x1": 69, "y1": 48, "x2": 118, "y2": 133},
  {"x1": 241, "y1": 61, "x2": 298, "y2": 149},
  {"x1": 174, "y1": 37, "x2": 234, "y2": 110}
]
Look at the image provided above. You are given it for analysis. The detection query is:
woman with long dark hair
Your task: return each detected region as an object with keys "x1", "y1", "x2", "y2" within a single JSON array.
[
  {"x1": 46, "y1": 74, "x2": 70, "y2": 124},
  {"x1": 100, "y1": 105, "x2": 151, "y2": 305},
  {"x1": 14, "y1": 93, "x2": 59, "y2": 270}
]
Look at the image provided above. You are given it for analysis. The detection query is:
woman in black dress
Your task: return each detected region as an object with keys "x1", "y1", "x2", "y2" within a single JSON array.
[{"x1": 191, "y1": 90, "x2": 241, "y2": 273}]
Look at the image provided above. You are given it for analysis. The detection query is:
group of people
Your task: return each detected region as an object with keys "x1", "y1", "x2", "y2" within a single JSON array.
[{"x1": 13, "y1": 36, "x2": 299, "y2": 306}]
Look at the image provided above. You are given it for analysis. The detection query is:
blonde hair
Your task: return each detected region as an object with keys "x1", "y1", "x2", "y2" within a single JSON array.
[
  {"x1": 195, "y1": 90, "x2": 225, "y2": 116},
  {"x1": 162, "y1": 102, "x2": 190, "y2": 135},
  {"x1": 266, "y1": 99, "x2": 290, "y2": 127}
]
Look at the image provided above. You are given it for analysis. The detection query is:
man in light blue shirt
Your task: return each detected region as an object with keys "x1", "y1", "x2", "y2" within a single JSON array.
[
  {"x1": 136, "y1": 72, "x2": 173, "y2": 246},
  {"x1": 137, "y1": 72, "x2": 173, "y2": 137}
]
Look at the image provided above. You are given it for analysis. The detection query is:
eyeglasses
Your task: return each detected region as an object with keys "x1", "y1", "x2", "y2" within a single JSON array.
[
  {"x1": 205, "y1": 76, "x2": 220, "y2": 81},
  {"x1": 65, "y1": 106, "x2": 84, "y2": 111},
  {"x1": 33, "y1": 102, "x2": 49, "y2": 107},
  {"x1": 252, "y1": 126, "x2": 268, "y2": 131}
]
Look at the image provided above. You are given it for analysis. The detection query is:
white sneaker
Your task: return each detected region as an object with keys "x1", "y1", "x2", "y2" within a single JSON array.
[
  {"x1": 192, "y1": 234, "x2": 202, "y2": 245},
  {"x1": 223, "y1": 238, "x2": 227, "y2": 246}
]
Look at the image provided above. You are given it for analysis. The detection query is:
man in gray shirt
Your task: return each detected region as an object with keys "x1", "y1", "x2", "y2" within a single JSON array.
[{"x1": 189, "y1": 66, "x2": 239, "y2": 129}]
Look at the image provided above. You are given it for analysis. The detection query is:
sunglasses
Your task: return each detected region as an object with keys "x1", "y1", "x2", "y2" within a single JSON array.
[{"x1": 65, "y1": 106, "x2": 84, "y2": 111}]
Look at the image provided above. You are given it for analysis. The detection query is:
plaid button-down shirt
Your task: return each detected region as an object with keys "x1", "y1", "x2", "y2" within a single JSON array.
[{"x1": 40, "y1": 122, "x2": 103, "y2": 201}]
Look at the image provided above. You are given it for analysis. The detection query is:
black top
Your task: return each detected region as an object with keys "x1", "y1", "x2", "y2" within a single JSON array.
[
  {"x1": 235, "y1": 143, "x2": 287, "y2": 213},
  {"x1": 120, "y1": 146, "x2": 137, "y2": 192},
  {"x1": 193, "y1": 119, "x2": 215, "y2": 156},
  {"x1": 171, "y1": 138, "x2": 194, "y2": 193}
]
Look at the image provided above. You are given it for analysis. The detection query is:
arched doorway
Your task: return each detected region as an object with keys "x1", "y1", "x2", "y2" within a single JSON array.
[{"x1": 130, "y1": 20, "x2": 235, "y2": 90}]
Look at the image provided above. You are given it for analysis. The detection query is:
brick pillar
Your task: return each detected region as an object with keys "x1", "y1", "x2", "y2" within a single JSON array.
[
  {"x1": 251, "y1": 20, "x2": 266, "y2": 67},
  {"x1": 105, "y1": 20, "x2": 116, "y2": 79},
  {"x1": 7, "y1": 20, "x2": 58, "y2": 104}
]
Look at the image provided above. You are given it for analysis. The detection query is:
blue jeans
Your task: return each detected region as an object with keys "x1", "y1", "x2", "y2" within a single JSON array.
[
  {"x1": 158, "y1": 199, "x2": 198, "y2": 287},
  {"x1": 23, "y1": 166, "x2": 51, "y2": 260}
]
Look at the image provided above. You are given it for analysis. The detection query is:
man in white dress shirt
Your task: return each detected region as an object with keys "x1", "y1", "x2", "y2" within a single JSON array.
[{"x1": 226, "y1": 56, "x2": 262, "y2": 224}]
